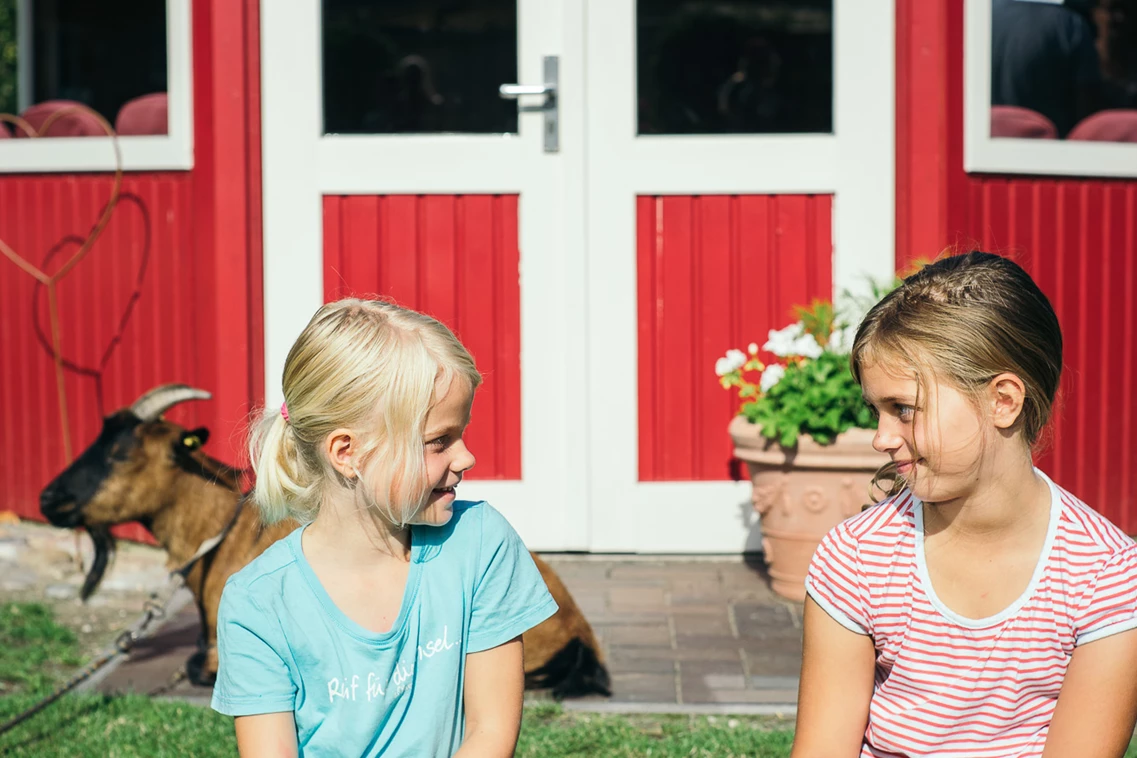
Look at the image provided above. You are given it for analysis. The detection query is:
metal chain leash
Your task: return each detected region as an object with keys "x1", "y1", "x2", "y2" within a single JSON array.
[
  {"x1": 0, "y1": 500, "x2": 245, "y2": 738},
  {"x1": 0, "y1": 571, "x2": 186, "y2": 737}
]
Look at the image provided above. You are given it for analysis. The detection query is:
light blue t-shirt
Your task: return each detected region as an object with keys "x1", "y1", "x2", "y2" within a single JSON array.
[{"x1": 210, "y1": 501, "x2": 558, "y2": 757}]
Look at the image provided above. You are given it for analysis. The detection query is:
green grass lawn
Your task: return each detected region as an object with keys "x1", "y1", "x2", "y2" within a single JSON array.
[
  {"x1": 0, "y1": 601, "x2": 793, "y2": 757},
  {"x1": 1, "y1": 601, "x2": 1134, "y2": 758}
]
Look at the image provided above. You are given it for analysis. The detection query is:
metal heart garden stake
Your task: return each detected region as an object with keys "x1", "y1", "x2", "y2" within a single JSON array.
[{"x1": 0, "y1": 105, "x2": 123, "y2": 463}]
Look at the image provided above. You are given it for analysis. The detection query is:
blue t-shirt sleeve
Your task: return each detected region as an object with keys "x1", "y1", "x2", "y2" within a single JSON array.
[
  {"x1": 467, "y1": 504, "x2": 559, "y2": 653},
  {"x1": 210, "y1": 580, "x2": 298, "y2": 717}
]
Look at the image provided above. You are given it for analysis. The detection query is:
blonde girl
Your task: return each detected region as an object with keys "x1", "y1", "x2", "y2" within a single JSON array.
[
  {"x1": 210, "y1": 299, "x2": 557, "y2": 757},
  {"x1": 792, "y1": 252, "x2": 1137, "y2": 757}
]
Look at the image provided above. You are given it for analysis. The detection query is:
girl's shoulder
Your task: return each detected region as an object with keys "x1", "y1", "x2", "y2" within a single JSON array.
[
  {"x1": 435, "y1": 500, "x2": 517, "y2": 539},
  {"x1": 839, "y1": 489, "x2": 920, "y2": 544},
  {"x1": 447, "y1": 499, "x2": 489, "y2": 526},
  {"x1": 810, "y1": 490, "x2": 918, "y2": 584},
  {"x1": 806, "y1": 492, "x2": 920, "y2": 636},
  {"x1": 224, "y1": 529, "x2": 302, "y2": 600},
  {"x1": 416, "y1": 500, "x2": 521, "y2": 560},
  {"x1": 1050, "y1": 479, "x2": 1137, "y2": 560}
]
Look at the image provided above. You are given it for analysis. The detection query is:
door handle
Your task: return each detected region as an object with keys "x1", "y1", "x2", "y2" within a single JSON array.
[
  {"x1": 499, "y1": 55, "x2": 559, "y2": 153},
  {"x1": 498, "y1": 84, "x2": 554, "y2": 98}
]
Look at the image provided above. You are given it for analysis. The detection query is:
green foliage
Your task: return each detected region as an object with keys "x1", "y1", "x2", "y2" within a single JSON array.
[
  {"x1": 517, "y1": 704, "x2": 796, "y2": 757},
  {"x1": 0, "y1": 602, "x2": 239, "y2": 756},
  {"x1": 0, "y1": 0, "x2": 16, "y2": 117},
  {"x1": 0, "y1": 693, "x2": 239, "y2": 757},
  {"x1": 0, "y1": 602, "x2": 798, "y2": 756},
  {"x1": 792, "y1": 299, "x2": 835, "y2": 349},
  {"x1": 717, "y1": 264, "x2": 951, "y2": 448},
  {"x1": 740, "y1": 350, "x2": 876, "y2": 448},
  {"x1": 4, "y1": 602, "x2": 1137, "y2": 756},
  {"x1": 0, "y1": 603, "x2": 82, "y2": 696},
  {"x1": 717, "y1": 296, "x2": 883, "y2": 448}
]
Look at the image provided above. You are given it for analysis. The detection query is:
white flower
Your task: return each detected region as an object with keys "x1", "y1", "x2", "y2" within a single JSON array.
[
  {"x1": 714, "y1": 349, "x2": 747, "y2": 376},
  {"x1": 747, "y1": 342, "x2": 759, "y2": 355},
  {"x1": 760, "y1": 364, "x2": 786, "y2": 392},
  {"x1": 762, "y1": 322, "x2": 805, "y2": 357},
  {"x1": 828, "y1": 325, "x2": 853, "y2": 354},
  {"x1": 790, "y1": 332, "x2": 823, "y2": 360}
]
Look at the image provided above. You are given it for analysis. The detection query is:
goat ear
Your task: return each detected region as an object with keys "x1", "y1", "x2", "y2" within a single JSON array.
[{"x1": 179, "y1": 427, "x2": 210, "y2": 450}]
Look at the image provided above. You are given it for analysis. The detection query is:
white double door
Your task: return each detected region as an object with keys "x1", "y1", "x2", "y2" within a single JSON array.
[{"x1": 261, "y1": 0, "x2": 894, "y2": 552}]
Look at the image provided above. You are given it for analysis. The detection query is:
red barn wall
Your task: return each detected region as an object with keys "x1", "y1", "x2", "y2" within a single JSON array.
[
  {"x1": 323, "y1": 194, "x2": 522, "y2": 480},
  {"x1": 636, "y1": 194, "x2": 834, "y2": 481},
  {"x1": 0, "y1": 0, "x2": 264, "y2": 541},
  {"x1": 896, "y1": 0, "x2": 1137, "y2": 529}
]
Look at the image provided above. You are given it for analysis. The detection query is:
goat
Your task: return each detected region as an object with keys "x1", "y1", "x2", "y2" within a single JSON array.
[{"x1": 39, "y1": 385, "x2": 611, "y2": 699}]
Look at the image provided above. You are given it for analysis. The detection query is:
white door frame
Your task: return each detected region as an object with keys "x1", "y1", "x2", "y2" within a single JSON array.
[
  {"x1": 583, "y1": 0, "x2": 896, "y2": 552},
  {"x1": 260, "y1": 0, "x2": 590, "y2": 550}
]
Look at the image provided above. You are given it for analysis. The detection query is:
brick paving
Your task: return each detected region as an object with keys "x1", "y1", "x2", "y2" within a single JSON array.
[
  {"x1": 87, "y1": 554, "x2": 803, "y2": 713},
  {"x1": 542, "y1": 555, "x2": 802, "y2": 712}
]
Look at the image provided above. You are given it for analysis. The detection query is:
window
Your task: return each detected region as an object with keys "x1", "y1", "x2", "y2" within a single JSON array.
[
  {"x1": 321, "y1": 0, "x2": 518, "y2": 135},
  {"x1": 636, "y1": 0, "x2": 833, "y2": 135},
  {"x1": 966, "y1": 0, "x2": 1137, "y2": 177},
  {"x1": 0, "y1": 0, "x2": 192, "y2": 172}
]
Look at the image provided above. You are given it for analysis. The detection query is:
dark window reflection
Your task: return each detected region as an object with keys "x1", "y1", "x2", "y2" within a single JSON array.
[
  {"x1": 0, "y1": 1, "x2": 16, "y2": 116},
  {"x1": 991, "y1": 0, "x2": 1137, "y2": 142},
  {"x1": 0, "y1": 0, "x2": 167, "y2": 135},
  {"x1": 322, "y1": 0, "x2": 518, "y2": 135},
  {"x1": 637, "y1": 0, "x2": 833, "y2": 135}
]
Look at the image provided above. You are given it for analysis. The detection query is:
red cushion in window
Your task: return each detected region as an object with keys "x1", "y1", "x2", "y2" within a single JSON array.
[
  {"x1": 18, "y1": 100, "x2": 107, "y2": 137},
  {"x1": 115, "y1": 93, "x2": 168, "y2": 136},
  {"x1": 990, "y1": 105, "x2": 1058, "y2": 140},
  {"x1": 1068, "y1": 110, "x2": 1137, "y2": 143}
]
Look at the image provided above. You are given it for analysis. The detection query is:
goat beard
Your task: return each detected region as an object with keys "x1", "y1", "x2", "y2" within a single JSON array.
[{"x1": 80, "y1": 526, "x2": 117, "y2": 601}]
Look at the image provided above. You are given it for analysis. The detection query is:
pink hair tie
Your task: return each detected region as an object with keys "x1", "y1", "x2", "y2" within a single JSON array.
[{"x1": 280, "y1": 402, "x2": 290, "y2": 423}]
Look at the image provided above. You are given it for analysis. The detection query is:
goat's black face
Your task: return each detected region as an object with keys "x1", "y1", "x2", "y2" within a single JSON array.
[{"x1": 40, "y1": 411, "x2": 144, "y2": 527}]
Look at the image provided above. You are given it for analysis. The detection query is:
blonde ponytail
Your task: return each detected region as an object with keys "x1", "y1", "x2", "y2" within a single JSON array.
[{"x1": 248, "y1": 406, "x2": 322, "y2": 524}]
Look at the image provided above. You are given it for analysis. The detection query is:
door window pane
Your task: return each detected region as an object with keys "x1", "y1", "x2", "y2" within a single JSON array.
[
  {"x1": 322, "y1": 0, "x2": 518, "y2": 135},
  {"x1": 990, "y1": 0, "x2": 1137, "y2": 143},
  {"x1": 0, "y1": 0, "x2": 168, "y2": 136},
  {"x1": 637, "y1": 0, "x2": 833, "y2": 135},
  {"x1": 0, "y1": 1, "x2": 14, "y2": 117}
]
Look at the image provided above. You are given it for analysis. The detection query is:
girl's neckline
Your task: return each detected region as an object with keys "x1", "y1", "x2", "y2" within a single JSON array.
[
  {"x1": 913, "y1": 468, "x2": 1062, "y2": 629},
  {"x1": 288, "y1": 522, "x2": 424, "y2": 645}
]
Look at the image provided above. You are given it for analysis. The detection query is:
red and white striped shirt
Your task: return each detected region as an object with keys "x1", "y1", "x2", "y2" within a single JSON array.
[{"x1": 806, "y1": 471, "x2": 1137, "y2": 757}]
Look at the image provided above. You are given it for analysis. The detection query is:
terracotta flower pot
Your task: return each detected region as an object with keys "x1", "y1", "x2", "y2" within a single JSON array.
[{"x1": 729, "y1": 415, "x2": 887, "y2": 602}]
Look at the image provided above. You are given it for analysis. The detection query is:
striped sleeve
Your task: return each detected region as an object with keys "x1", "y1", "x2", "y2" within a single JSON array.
[
  {"x1": 804, "y1": 521, "x2": 871, "y2": 635},
  {"x1": 1074, "y1": 545, "x2": 1137, "y2": 646}
]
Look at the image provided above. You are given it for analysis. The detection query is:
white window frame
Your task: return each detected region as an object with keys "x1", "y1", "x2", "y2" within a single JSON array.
[
  {"x1": 0, "y1": 0, "x2": 193, "y2": 173},
  {"x1": 965, "y1": 0, "x2": 1137, "y2": 178}
]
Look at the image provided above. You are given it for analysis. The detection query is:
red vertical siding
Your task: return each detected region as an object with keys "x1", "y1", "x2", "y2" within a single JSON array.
[
  {"x1": 322, "y1": 195, "x2": 522, "y2": 480},
  {"x1": 637, "y1": 194, "x2": 833, "y2": 481},
  {"x1": 0, "y1": 0, "x2": 264, "y2": 540},
  {"x1": 191, "y1": 0, "x2": 266, "y2": 459},
  {"x1": 243, "y1": 0, "x2": 266, "y2": 426},
  {"x1": 896, "y1": 0, "x2": 972, "y2": 275},
  {"x1": 964, "y1": 180, "x2": 1137, "y2": 528},
  {"x1": 896, "y1": 0, "x2": 1137, "y2": 530},
  {"x1": 0, "y1": 175, "x2": 203, "y2": 538}
]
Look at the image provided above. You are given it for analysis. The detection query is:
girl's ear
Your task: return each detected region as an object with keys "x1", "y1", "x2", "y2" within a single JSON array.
[
  {"x1": 324, "y1": 428, "x2": 358, "y2": 479},
  {"x1": 988, "y1": 373, "x2": 1027, "y2": 431}
]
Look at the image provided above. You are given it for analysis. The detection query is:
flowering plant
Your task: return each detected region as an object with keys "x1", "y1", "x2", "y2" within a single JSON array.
[{"x1": 716, "y1": 299, "x2": 876, "y2": 448}]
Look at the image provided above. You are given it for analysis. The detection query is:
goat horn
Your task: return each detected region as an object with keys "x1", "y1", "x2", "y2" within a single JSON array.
[{"x1": 130, "y1": 384, "x2": 212, "y2": 422}]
